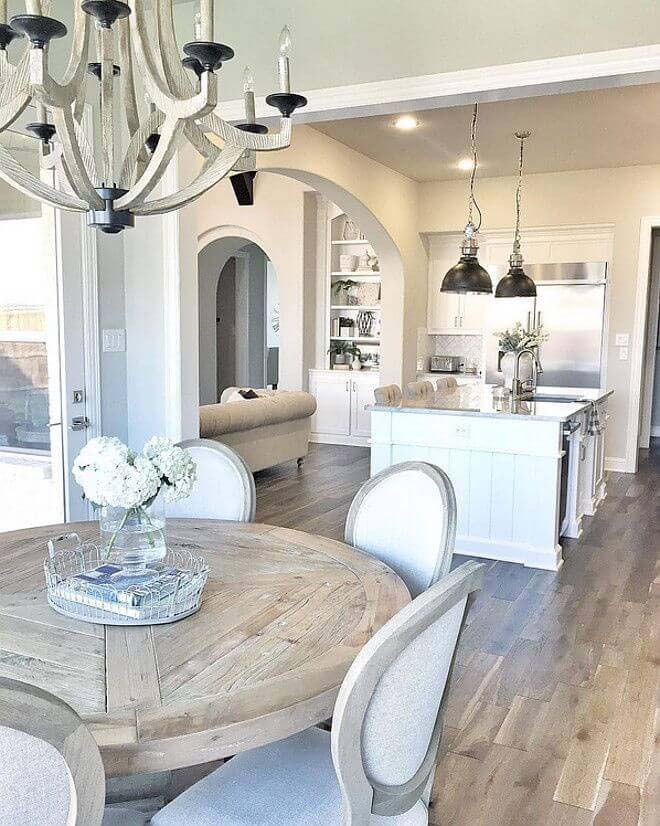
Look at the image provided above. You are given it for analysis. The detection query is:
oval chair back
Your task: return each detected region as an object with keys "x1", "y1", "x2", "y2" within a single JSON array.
[
  {"x1": 331, "y1": 561, "x2": 485, "y2": 823},
  {"x1": 167, "y1": 439, "x2": 256, "y2": 522},
  {"x1": 345, "y1": 461, "x2": 457, "y2": 598},
  {"x1": 373, "y1": 384, "x2": 402, "y2": 405},
  {"x1": 0, "y1": 677, "x2": 105, "y2": 826},
  {"x1": 404, "y1": 380, "x2": 434, "y2": 401}
]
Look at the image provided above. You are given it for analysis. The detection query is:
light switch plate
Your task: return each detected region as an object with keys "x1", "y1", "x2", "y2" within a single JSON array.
[
  {"x1": 103, "y1": 329, "x2": 126, "y2": 353},
  {"x1": 619, "y1": 347, "x2": 629, "y2": 361}
]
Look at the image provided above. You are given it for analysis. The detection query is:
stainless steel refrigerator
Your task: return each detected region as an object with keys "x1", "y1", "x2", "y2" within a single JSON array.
[{"x1": 485, "y1": 262, "x2": 607, "y2": 388}]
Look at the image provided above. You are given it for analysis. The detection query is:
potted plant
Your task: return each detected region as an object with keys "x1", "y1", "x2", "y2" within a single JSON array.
[
  {"x1": 328, "y1": 341, "x2": 362, "y2": 368},
  {"x1": 494, "y1": 322, "x2": 549, "y2": 390},
  {"x1": 332, "y1": 279, "x2": 359, "y2": 306}
]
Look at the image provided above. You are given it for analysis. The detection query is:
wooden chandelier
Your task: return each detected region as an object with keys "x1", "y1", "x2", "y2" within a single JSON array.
[{"x1": 0, "y1": 0, "x2": 306, "y2": 232}]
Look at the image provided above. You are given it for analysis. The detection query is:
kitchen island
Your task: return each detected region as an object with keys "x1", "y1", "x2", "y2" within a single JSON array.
[{"x1": 369, "y1": 384, "x2": 612, "y2": 570}]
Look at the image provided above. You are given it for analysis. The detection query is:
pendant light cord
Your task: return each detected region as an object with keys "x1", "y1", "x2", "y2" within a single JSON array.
[
  {"x1": 512, "y1": 130, "x2": 530, "y2": 255},
  {"x1": 467, "y1": 103, "x2": 482, "y2": 232}
]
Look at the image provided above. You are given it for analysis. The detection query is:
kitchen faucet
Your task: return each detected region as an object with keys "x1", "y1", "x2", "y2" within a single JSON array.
[{"x1": 512, "y1": 347, "x2": 543, "y2": 398}]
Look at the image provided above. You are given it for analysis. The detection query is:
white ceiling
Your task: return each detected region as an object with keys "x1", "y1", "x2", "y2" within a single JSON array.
[{"x1": 311, "y1": 84, "x2": 660, "y2": 182}]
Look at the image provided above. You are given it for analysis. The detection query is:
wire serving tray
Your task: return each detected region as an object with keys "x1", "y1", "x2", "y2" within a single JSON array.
[{"x1": 44, "y1": 535, "x2": 209, "y2": 626}]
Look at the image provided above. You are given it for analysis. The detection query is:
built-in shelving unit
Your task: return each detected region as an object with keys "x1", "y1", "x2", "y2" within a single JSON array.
[{"x1": 327, "y1": 213, "x2": 382, "y2": 371}]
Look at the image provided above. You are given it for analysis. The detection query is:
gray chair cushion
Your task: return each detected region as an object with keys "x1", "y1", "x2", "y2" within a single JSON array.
[
  {"x1": 0, "y1": 725, "x2": 74, "y2": 826},
  {"x1": 102, "y1": 808, "x2": 150, "y2": 826},
  {"x1": 151, "y1": 727, "x2": 428, "y2": 826}
]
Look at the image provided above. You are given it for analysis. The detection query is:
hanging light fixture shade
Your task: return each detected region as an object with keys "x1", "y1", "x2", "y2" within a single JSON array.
[
  {"x1": 441, "y1": 103, "x2": 492, "y2": 294},
  {"x1": 495, "y1": 130, "x2": 536, "y2": 298}
]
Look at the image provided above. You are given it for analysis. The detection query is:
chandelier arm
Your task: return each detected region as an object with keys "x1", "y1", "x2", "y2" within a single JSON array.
[
  {"x1": 0, "y1": 142, "x2": 86, "y2": 210},
  {"x1": 156, "y1": 0, "x2": 194, "y2": 98},
  {"x1": 0, "y1": 61, "x2": 31, "y2": 131},
  {"x1": 57, "y1": 0, "x2": 89, "y2": 91},
  {"x1": 50, "y1": 105, "x2": 103, "y2": 207},
  {"x1": 118, "y1": 109, "x2": 164, "y2": 189},
  {"x1": 117, "y1": 17, "x2": 139, "y2": 137},
  {"x1": 115, "y1": 117, "x2": 184, "y2": 209},
  {"x1": 132, "y1": 144, "x2": 245, "y2": 215},
  {"x1": 127, "y1": 0, "x2": 216, "y2": 118},
  {"x1": 203, "y1": 112, "x2": 292, "y2": 151},
  {"x1": 184, "y1": 121, "x2": 220, "y2": 161}
]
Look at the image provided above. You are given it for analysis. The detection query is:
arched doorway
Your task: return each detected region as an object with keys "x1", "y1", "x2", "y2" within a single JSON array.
[{"x1": 198, "y1": 235, "x2": 278, "y2": 404}]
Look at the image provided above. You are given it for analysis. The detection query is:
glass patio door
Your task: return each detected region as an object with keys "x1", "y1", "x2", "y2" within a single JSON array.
[{"x1": 0, "y1": 134, "x2": 92, "y2": 533}]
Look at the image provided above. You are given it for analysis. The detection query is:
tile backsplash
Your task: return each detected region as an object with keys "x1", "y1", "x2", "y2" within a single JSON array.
[{"x1": 433, "y1": 334, "x2": 482, "y2": 362}]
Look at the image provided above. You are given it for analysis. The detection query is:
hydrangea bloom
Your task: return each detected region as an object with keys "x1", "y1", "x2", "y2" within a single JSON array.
[{"x1": 73, "y1": 436, "x2": 196, "y2": 509}]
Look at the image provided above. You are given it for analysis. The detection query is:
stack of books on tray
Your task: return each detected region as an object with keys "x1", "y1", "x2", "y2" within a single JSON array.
[{"x1": 54, "y1": 562, "x2": 193, "y2": 621}]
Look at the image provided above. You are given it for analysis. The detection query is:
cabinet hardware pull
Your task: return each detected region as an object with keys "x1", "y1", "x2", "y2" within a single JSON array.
[
  {"x1": 454, "y1": 316, "x2": 458, "y2": 327},
  {"x1": 345, "y1": 381, "x2": 350, "y2": 392}
]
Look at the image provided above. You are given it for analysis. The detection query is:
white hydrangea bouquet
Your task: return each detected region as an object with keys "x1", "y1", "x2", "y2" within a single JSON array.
[
  {"x1": 73, "y1": 436, "x2": 196, "y2": 569},
  {"x1": 494, "y1": 321, "x2": 549, "y2": 352}
]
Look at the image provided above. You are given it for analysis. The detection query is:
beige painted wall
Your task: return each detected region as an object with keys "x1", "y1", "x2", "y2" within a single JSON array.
[
  {"x1": 194, "y1": 173, "x2": 311, "y2": 392},
  {"x1": 172, "y1": 0, "x2": 660, "y2": 96},
  {"x1": 258, "y1": 125, "x2": 427, "y2": 386},
  {"x1": 419, "y1": 164, "x2": 660, "y2": 466}
]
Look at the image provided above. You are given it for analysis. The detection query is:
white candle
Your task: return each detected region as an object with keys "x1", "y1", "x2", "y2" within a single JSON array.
[
  {"x1": 0, "y1": 2, "x2": 6, "y2": 26},
  {"x1": 193, "y1": 11, "x2": 202, "y2": 41},
  {"x1": 277, "y1": 26, "x2": 291, "y2": 93},
  {"x1": 200, "y1": 0, "x2": 213, "y2": 41},
  {"x1": 243, "y1": 65, "x2": 255, "y2": 123},
  {"x1": 36, "y1": 102, "x2": 46, "y2": 123}
]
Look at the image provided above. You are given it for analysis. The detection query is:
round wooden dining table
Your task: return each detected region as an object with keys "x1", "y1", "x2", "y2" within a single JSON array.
[{"x1": 0, "y1": 519, "x2": 410, "y2": 777}]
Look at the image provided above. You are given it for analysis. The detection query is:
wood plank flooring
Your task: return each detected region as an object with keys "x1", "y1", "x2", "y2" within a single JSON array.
[{"x1": 255, "y1": 443, "x2": 659, "y2": 826}]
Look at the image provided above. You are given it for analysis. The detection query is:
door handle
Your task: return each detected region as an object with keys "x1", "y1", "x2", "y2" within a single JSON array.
[{"x1": 69, "y1": 416, "x2": 91, "y2": 431}]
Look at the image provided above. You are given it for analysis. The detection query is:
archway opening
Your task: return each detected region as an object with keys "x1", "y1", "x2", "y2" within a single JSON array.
[{"x1": 198, "y1": 236, "x2": 278, "y2": 404}]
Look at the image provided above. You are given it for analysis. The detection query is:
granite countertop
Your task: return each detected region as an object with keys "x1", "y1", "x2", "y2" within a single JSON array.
[{"x1": 368, "y1": 385, "x2": 613, "y2": 423}]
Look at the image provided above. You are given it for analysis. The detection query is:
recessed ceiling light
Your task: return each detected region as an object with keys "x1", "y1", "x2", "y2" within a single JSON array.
[
  {"x1": 393, "y1": 115, "x2": 419, "y2": 131},
  {"x1": 457, "y1": 157, "x2": 475, "y2": 171}
]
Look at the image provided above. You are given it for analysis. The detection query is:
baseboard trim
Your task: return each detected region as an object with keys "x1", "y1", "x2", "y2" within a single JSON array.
[
  {"x1": 605, "y1": 456, "x2": 632, "y2": 472},
  {"x1": 310, "y1": 433, "x2": 369, "y2": 447},
  {"x1": 454, "y1": 535, "x2": 563, "y2": 572}
]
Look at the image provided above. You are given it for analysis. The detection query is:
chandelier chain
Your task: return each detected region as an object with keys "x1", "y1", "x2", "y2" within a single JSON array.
[
  {"x1": 467, "y1": 102, "x2": 482, "y2": 232},
  {"x1": 513, "y1": 130, "x2": 530, "y2": 255}
]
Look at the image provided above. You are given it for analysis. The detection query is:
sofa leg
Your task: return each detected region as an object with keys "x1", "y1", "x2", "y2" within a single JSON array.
[{"x1": 297, "y1": 457, "x2": 304, "y2": 469}]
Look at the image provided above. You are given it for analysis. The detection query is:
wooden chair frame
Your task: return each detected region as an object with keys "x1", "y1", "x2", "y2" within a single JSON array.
[
  {"x1": 177, "y1": 438, "x2": 257, "y2": 522},
  {"x1": 345, "y1": 461, "x2": 458, "y2": 590},
  {"x1": 0, "y1": 677, "x2": 105, "y2": 826},
  {"x1": 331, "y1": 561, "x2": 485, "y2": 824}
]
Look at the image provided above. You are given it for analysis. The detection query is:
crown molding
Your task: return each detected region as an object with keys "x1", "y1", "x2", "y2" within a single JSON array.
[{"x1": 218, "y1": 44, "x2": 660, "y2": 124}]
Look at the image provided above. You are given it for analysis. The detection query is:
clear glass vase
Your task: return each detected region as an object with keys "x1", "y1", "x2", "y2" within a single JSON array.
[{"x1": 100, "y1": 498, "x2": 167, "y2": 576}]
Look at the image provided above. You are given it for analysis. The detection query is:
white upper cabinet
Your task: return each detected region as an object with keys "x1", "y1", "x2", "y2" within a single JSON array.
[{"x1": 461, "y1": 293, "x2": 491, "y2": 332}]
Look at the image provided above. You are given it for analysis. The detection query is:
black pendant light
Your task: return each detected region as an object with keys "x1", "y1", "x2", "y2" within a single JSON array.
[
  {"x1": 495, "y1": 130, "x2": 537, "y2": 298},
  {"x1": 441, "y1": 103, "x2": 492, "y2": 294}
]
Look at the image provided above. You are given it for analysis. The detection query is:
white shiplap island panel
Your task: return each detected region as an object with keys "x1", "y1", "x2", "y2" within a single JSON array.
[{"x1": 370, "y1": 385, "x2": 612, "y2": 571}]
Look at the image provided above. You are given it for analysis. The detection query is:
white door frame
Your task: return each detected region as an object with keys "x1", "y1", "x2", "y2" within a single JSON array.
[{"x1": 633, "y1": 217, "x2": 660, "y2": 462}]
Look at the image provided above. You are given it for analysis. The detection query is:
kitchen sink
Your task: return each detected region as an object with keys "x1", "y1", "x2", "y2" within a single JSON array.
[{"x1": 527, "y1": 393, "x2": 589, "y2": 403}]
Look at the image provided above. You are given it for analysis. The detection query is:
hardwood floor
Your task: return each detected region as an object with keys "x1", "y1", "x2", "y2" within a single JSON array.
[{"x1": 255, "y1": 443, "x2": 659, "y2": 825}]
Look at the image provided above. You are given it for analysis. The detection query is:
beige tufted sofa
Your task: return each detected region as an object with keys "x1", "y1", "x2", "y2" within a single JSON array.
[{"x1": 199, "y1": 388, "x2": 317, "y2": 472}]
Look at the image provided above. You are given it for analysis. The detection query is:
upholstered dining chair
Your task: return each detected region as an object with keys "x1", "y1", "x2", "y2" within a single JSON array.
[
  {"x1": 435, "y1": 376, "x2": 458, "y2": 392},
  {"x1": 0, "y1": 677, "x2": 147, "y2": 826},
  {"x1": 373, "y1": 383, "x2": 402, "y2": 405},
  {"x1": 167, "y1": 439, "x2": 256, "y2": 522},
  {"x1": 404, "y1": 380, "x2": 435, "y2": 401},
  {"x1": 150, "y1": 560, "x2": 485, "y2": 826},
  {"x1": 345, "y1": 462, "x2": 457, "y2": 598}
]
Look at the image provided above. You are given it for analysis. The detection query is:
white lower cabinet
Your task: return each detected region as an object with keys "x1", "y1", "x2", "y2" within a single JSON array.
[{"x1": 309, "y1": 370, "x2": 379, "y2": 444}]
